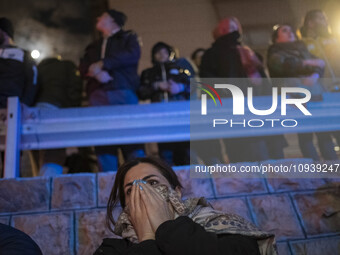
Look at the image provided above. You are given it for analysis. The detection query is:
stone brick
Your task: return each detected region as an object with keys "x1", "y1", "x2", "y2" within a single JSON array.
[
  {"x1": 290, "y1": 236, "x2": 340, "y2": 255},
  {"x1": 267, "y1": 178, "x2": 326, "y2": 193},
  {"x1": 12, "y1": 212, "x2": 73, "y2": 255},
  {"x1": 98, "y1": 172, "x2": 115, "y2": 207},
  {"x1": 0, "y1": 177, "x2": 49, "y2": 213},
  {"x1": 249, "y1": 194, "x2": 304, "y2": 240},
  {"x1": 0, "y1": 216, "x2": 9, "y2": 225},
  {"x1": 51, "y1": 173, "x2": 96, "y2": 210},
  {"x1": 175, "y1": 168, "x2": 214, "y2": 199},
  {"x1": 76, "y1": 209, "x2": 121, "y2": 255},
  {"x1": 209, "y1": 197, "x2": 252, "y2": 222},
  {"x1": 276, "y1": 242, "x2": 291, "y2": 255},
  {"x1": 293, "y1": 189, "x2": 340, "y2": 236},
  {"x1": 324, "y1": 178, "x2": 340, "y2": 188}
]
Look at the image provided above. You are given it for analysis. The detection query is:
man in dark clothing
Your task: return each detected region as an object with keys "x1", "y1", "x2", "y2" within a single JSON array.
[
  {"x1": 138, "y1": 42, "x2": 191, "y2": 165},
  {"x1": 79, "y1": 10, "x2": 144, "y2": 171},
  {"x1": 200, "y1": 17, "x2": 272, "y2": 163},
  {"x1": 0, "y1": 17, "x2": 38, "y2": 108},
  {"x1": 31, "y1": 57, "x2": 84, "y2": 176},
  {"x1": 79, "y1": 9, "x2": 140, "y2": 106},
  {"x1": 0, "y1": 223, "x2": 42, "y2": 255},
  {"x1": 36, "y1": 57, "x2": 82, "y2": 108}
]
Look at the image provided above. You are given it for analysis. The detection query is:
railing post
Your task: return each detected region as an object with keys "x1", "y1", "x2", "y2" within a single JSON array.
[{"x1": 4, "y1": 97, "x2": 21, "y2": 178}]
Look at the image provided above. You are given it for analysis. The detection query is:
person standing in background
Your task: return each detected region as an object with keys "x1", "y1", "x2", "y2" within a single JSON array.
[
  {"x1": 191, "y1": 48, "x2": 205, "y2": 72},
  {"x1": 0, "y1": 17, "x2": 38, "y2": 177},
  {"x1": 300, "y1": 9, "x2": 340, "y2": 150},
  {"x1": 300, "y1": 9, "x2": 340, "y2": 92},
  {"x1": 0, "y1": 17, "x2": 37, "y2": 108},
  {"x1": 79, "y1": 9, "x2": 144, "y2": 171},
  {"x1": 267, "y1": 24, "x2": 337, "y2": 161},
  {"x1": 200, "y1": 17, "x2": 271, "y2": 163},
  {"x1": 138, "y1": 42, "x2": 192, "y2": 165}
]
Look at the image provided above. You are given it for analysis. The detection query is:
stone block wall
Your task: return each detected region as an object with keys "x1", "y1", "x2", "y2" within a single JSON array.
[{"x1": 0, "y1": 161, "x2": 339, "y2": 255}]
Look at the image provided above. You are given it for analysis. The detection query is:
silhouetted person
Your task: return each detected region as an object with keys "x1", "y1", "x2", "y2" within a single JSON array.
[{"x1": 0, "y1": 17, "x2": 37, "y2": 108}]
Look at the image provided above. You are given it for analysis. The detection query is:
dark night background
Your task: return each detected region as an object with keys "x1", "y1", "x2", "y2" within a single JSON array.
[{"x1": 0, "y1": 0, "x2": 107, "y2": 63}]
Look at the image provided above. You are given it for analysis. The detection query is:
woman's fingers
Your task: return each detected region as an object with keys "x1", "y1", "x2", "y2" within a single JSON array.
[
  {"x1": 139, "y1": 182, "x2": 174, "y2": 232},
  {"x1": 141, "y1": 183, "x2": 164, "y2": 203},
  {"x1": 130, "y1": 183, "x2": 136, "y2": 215},
  {"x1": 135, "y1": 183, "x2": 142, "y2": 214}
]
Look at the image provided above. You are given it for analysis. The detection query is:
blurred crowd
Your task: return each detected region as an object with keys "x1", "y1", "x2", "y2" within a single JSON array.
[{"x1": 0, "y1": 9, "x2": 340, "y2": 176}]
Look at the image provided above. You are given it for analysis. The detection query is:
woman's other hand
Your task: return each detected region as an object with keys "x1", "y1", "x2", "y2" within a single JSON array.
[
  {"x1": 128, "y1": 183, "x2": 155, "y2": 242},
  {"x1": 139, "y1": 183, "x2": 175, "y2": 232}
]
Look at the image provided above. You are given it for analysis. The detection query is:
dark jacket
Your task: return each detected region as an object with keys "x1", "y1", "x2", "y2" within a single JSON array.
[
  {"x1": 79, "y1": 30, "x2": 140, "y2": 97},
  {"x1": 267, "y1": 40, "x2": 324, "y2": 99},
  {"x1": 138, "y1": 61, "x2": 190, "y2": 102},
  {"x1": 0, "y1": 45, "x2": 38, "y2": 108},
  {"x1": 200, "y1": 31, "x2": 245, "y2": 79},
  {"x1": 36, "y1": 58, "x2": 82, "y2": 108},
  {"x1": 0, "y1": 223, "x2": 42, "y2": 255},
  {"x1": 200, "y1": 31, "x2": 269, "y2": 96},
  {"x1": 94, "y1": 216, "x2": 260, "y2": 255}
]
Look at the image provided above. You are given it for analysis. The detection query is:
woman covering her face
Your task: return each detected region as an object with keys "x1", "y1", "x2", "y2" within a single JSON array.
[{"x1": 94, "y1": 157, "x2": 277, "y2": 255}]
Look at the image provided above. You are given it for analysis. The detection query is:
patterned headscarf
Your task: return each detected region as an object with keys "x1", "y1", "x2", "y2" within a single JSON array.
[{"x1": 113, "y1": 184, "x2": 277, "y2": 255}]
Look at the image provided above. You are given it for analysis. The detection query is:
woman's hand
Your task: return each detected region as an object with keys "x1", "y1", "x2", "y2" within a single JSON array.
[
  {"x1": 128, "y1": 183, "x2": 155, "y2": 242},
  {"x1": 139, "y1": 183, "x2": 175, "y2": 232}
]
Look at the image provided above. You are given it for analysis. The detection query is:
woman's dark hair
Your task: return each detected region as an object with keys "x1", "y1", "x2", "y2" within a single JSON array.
[
  {"x1": 106, "y1": 157, "x2": 183, "y2": 232},
  {"x1": 271, "y1": 24, "x2": 295, "y2": 44},
  {"x1": 300, "y1": 9, "x2": 323, "y2": 37},
  {"x1": 191, "y1": 48, "x2": 205, "y2": 60}
]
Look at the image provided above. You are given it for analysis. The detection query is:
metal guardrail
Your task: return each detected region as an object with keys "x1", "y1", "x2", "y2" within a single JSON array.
[{"x1": 1, "y1": 93, "x2": 340, "y2": 178}]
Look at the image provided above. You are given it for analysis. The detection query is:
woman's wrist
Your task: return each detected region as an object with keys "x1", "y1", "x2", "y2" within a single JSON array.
[{"x1": 139, "y1": 234, "x2": 155, "y2": 242}]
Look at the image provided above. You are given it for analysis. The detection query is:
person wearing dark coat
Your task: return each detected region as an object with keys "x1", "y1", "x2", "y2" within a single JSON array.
[
  {"x1": 36, "y1": 57, "x2": 82, "y2": 108},
  {"x1": 138, "y1": 42, "x2": 192, "y2": 166},
  {"x1": 0, "y1": 223, "x2": 42, "y2": 255},
  {"x1": 139, "y1": 42, "x2": 191, "y2": 103},
  {"x1": 267, "y1": 24, "x2": 337, "y2": 160},
  {"x1": 79, "y1": 10, "x2": 141, "y2": 105},
  {"x1": 79, "y1": 9, "x2": 144, "y2": 171},
  {"x1": 94, "y1": 157, "x2": 277, "y2": 255},
  {"x1": 200, "y1": 17, "x2": 275, "y2": 163},
  {"x1": 0, "y1": 17, "x2": 38, "y2": 109}
]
